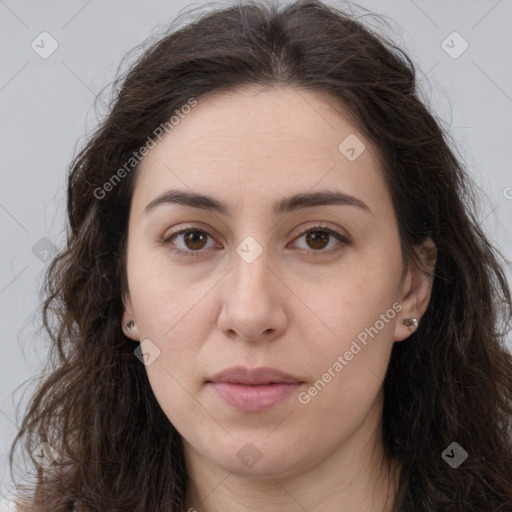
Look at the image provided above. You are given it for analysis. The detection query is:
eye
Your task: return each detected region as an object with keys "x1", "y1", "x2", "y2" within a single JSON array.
[
  {"x1": 161, "y1": 223, "x2": 349, "y2": 257},
  {"x1": 290, "y1": 224, "x2": 349, "y2": 254},
  {"x1": 162, "y1": 226, "x2": 218, "y2": 257}
]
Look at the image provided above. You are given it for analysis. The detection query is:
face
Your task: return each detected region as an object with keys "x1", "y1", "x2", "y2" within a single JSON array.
[{"x1": 122, "y1": 85, "x2": 433, "y2": 479}]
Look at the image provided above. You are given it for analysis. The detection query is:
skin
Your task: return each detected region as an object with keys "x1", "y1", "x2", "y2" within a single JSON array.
[{"x1": 122, "y1": 85, "x2": 436, "y2": 511}]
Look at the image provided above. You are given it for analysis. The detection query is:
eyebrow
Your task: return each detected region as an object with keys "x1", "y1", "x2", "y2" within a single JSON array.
[{"x1": 144, "y1": 188, "x2": 373, "y2": 216}]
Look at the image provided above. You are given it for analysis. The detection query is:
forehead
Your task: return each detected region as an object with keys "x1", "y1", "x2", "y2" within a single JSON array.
[
  {"x1": 144, "y1": 85, "x2": 371, "y2": 158},
  {"x1": 132, "y1": 85, "x2": 391, "y2": 219}
]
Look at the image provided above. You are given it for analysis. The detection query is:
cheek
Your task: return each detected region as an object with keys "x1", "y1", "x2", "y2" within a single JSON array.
[
  {"x1": 292, "y1": 247, "x2": 402, "y2": 411},
  {"x1": 127, "y1": 242, "x2": 200, "y2": 335},
  {"x1": 139, "y1": 308, "x2": 212, "y2": 431},
  {"x1": 145, "y1": 362, "x2": 216, "y2": 446},
  {"x1": 295, "y1": 295, "x2": 397, "y2": 443},
  {"x1": 297, "y1": 300, "x2": 397, "y2": 412},
  {"x1": 293, "y1": 242, "x2": 402, "y2": 343}
]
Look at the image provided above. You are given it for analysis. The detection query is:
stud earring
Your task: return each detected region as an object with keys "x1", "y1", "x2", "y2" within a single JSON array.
[{"x1": 401, "y1": 318, "x2": 418, "y2": 328}]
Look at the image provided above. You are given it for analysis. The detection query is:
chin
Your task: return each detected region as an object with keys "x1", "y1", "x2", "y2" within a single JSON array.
[{"x1": 206, "y1": 437, "x2": 313, "y2": 479}]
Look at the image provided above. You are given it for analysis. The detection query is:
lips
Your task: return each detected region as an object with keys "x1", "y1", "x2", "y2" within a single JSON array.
[
  {"x1": 208, "y1": 366, "x2": 303, "y2": 385},
  {"x1": 206, "y1": 366, "x2": 304, "y2": 412}
]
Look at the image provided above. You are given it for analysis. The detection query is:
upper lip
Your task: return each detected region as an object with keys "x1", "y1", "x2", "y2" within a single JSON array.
[{"x1": 208, "y1": 366, "x2": 303, "y2": 385}]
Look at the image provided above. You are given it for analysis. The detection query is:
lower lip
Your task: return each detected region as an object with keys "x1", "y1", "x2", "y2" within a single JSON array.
[{"x1": 208, "y1": 382, "x2": 301, "y2": 412}]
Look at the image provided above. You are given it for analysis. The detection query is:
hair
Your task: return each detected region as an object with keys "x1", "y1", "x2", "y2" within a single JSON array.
[{"x1": 8, "y1": 0, "x2": 512, "y2": 510}]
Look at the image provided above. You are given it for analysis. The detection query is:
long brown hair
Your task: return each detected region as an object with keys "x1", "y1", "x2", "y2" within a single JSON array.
[{"x1": 9, "y1": 0, "x2": 512, "y2": 510}]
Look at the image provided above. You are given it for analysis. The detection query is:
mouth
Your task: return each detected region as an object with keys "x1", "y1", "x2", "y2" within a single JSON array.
[{"x1": 206, "y1": 366, "x2": 304, "y2": 412}]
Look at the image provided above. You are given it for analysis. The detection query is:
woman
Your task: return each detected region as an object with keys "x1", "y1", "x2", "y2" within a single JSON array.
[{"x1": 9, "y1": 0, "x2": 512, "y2": 510}]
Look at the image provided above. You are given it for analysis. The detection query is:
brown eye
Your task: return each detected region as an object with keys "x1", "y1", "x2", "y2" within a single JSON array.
[
  {"x1": 292, "y1": 225, "x2": 349, "y2": 254},
  {"x1": 163, "y1": 228, "x2": 217, "y2": 256}
]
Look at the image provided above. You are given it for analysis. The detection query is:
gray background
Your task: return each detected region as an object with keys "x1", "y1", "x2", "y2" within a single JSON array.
[{"x1": 1, "y1": 0, "x2": 511, "y2": 506}]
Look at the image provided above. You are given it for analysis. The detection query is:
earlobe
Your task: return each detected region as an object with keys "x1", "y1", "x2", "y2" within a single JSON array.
[
  {"x1": 122, "y1": 293, "x2": 140, "y2": 341},
  {"x1": 394, "y1": 238, "x2": 437, "y2": 342}
]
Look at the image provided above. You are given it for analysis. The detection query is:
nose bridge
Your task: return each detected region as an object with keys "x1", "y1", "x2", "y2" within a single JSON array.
[
  {"x1": 229, "y1": 201, "x2": 273, "y2": 283},
  {"x1": 221, "y1": 195, "x2": 283, "y2": 294},
  {"x1": 231, "y1": 233, "x2": 272, "y2": 300}
]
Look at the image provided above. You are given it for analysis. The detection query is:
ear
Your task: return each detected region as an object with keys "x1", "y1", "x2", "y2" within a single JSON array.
[
  {"x1": 122, "y1": 291, "x2": 140, "y2": 342},
  {"x1": 394, "y1": 238, "x2": 437, "y2": 342}
]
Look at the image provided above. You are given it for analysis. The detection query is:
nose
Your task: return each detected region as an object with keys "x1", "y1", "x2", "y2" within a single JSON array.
[{"x1": 217, "y1": 246, "x2": 287, "y2": 343}]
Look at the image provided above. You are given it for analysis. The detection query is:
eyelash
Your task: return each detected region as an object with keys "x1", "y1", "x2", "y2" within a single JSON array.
[{"x1": 161, "y1": 223, "x2": 350, "y2": 258}]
